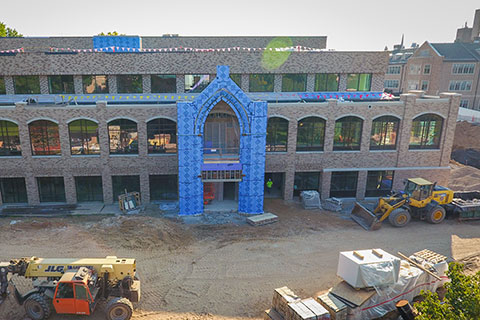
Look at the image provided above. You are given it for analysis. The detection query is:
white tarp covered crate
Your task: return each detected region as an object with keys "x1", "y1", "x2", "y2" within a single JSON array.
[{"x1": 337, "y1": 249, "x2": 400, "y2": 288}]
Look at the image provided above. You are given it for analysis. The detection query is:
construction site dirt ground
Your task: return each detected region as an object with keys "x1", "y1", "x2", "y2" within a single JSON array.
[{"x1": 1, "y1": 198, "x2": 480, "y2": 320}]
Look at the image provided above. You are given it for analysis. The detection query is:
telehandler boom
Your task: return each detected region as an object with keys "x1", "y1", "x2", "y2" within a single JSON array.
[{"x1": 0, "y1": 256, "x2": 140, "y2": 320}]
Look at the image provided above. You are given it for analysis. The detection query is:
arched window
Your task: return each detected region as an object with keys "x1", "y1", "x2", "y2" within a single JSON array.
[
  {"x1": 296, "y1": 117, "x2": 326, "y2": 151},
  {"x1": 370, "y1": 116, "x2": 400, "y2": 150},
  {"x1": 0, "y1": 120, "x2": 21, "y2": 156},
  {"x1": 266, "y1": 117, "x2": 288, "y2": 152},
  {"x1": 333, "y1": 116, "x2": 363, "y2": 151},
  {"x1": 147, "y1": 118, "x2": 177, "y2": 154},
  {"x1": 108, "y1": 119, "x2": 138, "y2": 154},
  {"x1": 409, "y1": 114, "x2": 443, "y2": 149},
  {"x1": 28, "y1": 120, "x2": 61, "y2": 156},
  {"x1": 68, "y1": 119, "x2": 100, "y2": 155}
]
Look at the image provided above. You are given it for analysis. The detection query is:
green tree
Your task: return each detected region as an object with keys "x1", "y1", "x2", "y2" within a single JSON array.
[
  {"x1": 415, "y1": 262, "x2": 480, "y2": 320},
  {"x1": 97, "y1": 31, "x2": 124, "y2": 36},
  {"x1": 0, "y1": 22, "x2": 23, "y2": 37}
]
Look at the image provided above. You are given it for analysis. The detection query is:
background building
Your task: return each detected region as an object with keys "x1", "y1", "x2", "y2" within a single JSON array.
[{"x1": 0, "y1": 36, "x2": 460, "y2": 214}]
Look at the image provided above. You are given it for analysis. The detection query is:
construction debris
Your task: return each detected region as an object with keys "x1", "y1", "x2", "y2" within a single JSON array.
[
  {"x1": 322, "y1": 198, "x2": 343, "y2": 212},
  {"x1": 247, "y1": 213, "x2": 279, "y2": 226},
  {"x1": 300, "y1": 191, "x2": 322, "y2": 210}
]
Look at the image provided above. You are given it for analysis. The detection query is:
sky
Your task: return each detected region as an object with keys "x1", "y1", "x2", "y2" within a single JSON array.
[{"x1": 1, "y1": 0, "x2": 479, "y2": 51}]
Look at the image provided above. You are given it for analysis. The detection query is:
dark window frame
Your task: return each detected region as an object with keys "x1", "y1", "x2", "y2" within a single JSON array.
[
  {"x1": 112, "y1": 175, "x2": 140, "y2": 200},
  {"x1": 314, "y1": 73, "x2": 339, "y2": 91},
  {"x1": 346, "y1": 73, "x2": 372, "y2": 91},
  {"x1": 75, "y1": 176, "x2": 103, "y2": 202},
  {"x1": 409, "y1": 114, "x2": 443, "y2": 150},
  {"x1": 37, "y1": 177, "x2": 66, "y2": 203},
  {"x1": 147, "y1": 118, "x2": 177, "y2": 154},
  {"x1": 184, "y1": 74, "x2": 211, "y2": 93},
  {"x1": 117, "y1": 75, "x2": 143, "y2": 93},
  {"x1": 151, "y1": 74, "x2": 176, "y2": 93},
  {"x1": 0, "y1": 77, "x2": 6, "y2": 94},
  {"x1": 296, "y1": 117, "x2": 326, "y2": 151},
  {"x1": 82, "y1": 75, "x2": 109, "y2": 94},
  {"x1": 370, "y1": 116, "x2": 400, "y2": 150},
  {"x1": 281, "y1": 74, "x2": 307, "y2": 92},
  {"x1": 28, "y1": 120, "x2": 61, "y2": 156},
  {"x1": 365, "y1": 170, "x2": 394, "y2": 197},
  {"x1": 333, "y1": 116, "x2": 363, "y2": 151},
  {"x1": 108, "y1": 119, "x2": 138, "y2": 155},
  {"x1": 48, "y1": 75, "x2": 75, "y2": 94},
  {"x1": 0, "y1": 177, "x2": 27, "y2": 203},
  {"x1": 249, "y1": 74, "x2": 274, "y2": 92},
  {"x1": 149, "y1": 175, "x2": 178, "y2": 200},
  {"x1": 68, "y1": 119, "x2": 100, "y2": 155},
  {"x1": 230, "y1": 74, "x2": 242, "y2": 87},
  {"x1": 293, "y1": 172, "x2": 320, "y2": 197},
  {"x1": 0, "y1": 120, "x2": 21, "y2": 156},
  {"x1": 330, "y1": 171, "x2": 358, "y2": 198},
  {"x1": 266, "y1": 117, "x2": 288, "y2": 152},
  {"x1": 14, "y1": 75, "x2": 40, "y2": 94}
]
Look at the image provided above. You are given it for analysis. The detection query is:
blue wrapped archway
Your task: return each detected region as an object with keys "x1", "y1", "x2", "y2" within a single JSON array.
[{"x1": 177, "y1": 66, "x2": 267, "y2": 215}]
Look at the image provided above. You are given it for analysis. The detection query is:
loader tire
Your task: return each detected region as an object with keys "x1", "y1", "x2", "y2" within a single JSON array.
[
  {"x1": 388, "y1": 208, "x2": 411, "y2": 227},
  {"x1": 426, "y1": 206, "x2": 446, "y2": 224},
  {"x1": 106, "y1": 297, "x2": 133, "y2": 320},
  {"x1": 24, "y1": 293, "x2": 51, "y2": 320}
]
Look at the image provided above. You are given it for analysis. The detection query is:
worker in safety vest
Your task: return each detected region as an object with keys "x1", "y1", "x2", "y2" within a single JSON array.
[{"x1": 266, "y1": 178, "x2": 273, "y2": 194}]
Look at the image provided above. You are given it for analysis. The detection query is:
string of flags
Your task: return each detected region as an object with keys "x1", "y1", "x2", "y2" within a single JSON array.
[
  {"x1": 0, "y1": 48, "x2": 25, "y2": 54},
  {"x1": 48, "y1": 45, "x2": 324, "y2": 53}
]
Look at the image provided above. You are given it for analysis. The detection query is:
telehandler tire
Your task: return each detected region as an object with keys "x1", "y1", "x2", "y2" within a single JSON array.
[
  {"x1": 106, "y1": 297, "x2": 133, "y2": 320},
  {"x1": 24, "y1": 293, "x2": 51, "y2": 320},
  {"x1": 426, "y1": 206, "x2": 446, "y2": 224},
  {"x1": 388, "y1": 208, "x2": 411, "y2": 227}
]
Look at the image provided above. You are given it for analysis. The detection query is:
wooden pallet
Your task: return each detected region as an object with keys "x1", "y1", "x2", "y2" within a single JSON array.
[{"x1": 247, "y1": 213, "x2": 279, "y2": 226}]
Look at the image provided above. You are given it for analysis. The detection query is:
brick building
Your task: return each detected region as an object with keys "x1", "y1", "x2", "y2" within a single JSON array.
[
  {"x1": 384, "y1": 9, "x2": 480, "y2": 110},
  {"x1": 0, "y1": 36, "x2": 460, "y2": 215}
]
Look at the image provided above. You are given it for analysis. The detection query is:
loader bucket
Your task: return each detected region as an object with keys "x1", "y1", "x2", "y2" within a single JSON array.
[{"x1": 351, "y1": 202, "x2": 382, "y2": 231}]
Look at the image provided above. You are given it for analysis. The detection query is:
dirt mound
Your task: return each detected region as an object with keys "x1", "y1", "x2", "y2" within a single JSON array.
[
  {"x1": 453, "y1": 121, "x2": 480, "y2": 150},
  {"x1": 8, "y1": 219, "x2": 67, "y2": 231},
  {"x1": 449, "y1": 161, "x2": 480, "y2": 191},
  {"x1": 89, "y1": 215, "x2": 193, "y2": 250}
]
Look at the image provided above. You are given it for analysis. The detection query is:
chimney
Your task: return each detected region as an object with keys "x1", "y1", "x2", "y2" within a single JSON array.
[{"x1": 472, "y1": 9, "x2": 480, "y2": 41}]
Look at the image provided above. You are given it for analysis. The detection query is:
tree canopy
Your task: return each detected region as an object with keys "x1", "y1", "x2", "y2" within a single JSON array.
[
  {"x1": 97, "y1": 31, "x2": 125, "y2": 36},
  {"x1": 415, "y1": 262, "x2": 480, "y2": 320},
  {"x1": 0, "y1": 22, "x2": 23, "y2": 37}
]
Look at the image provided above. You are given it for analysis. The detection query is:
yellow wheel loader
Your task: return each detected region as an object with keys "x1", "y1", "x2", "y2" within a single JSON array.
[
  {"x1": 0, "y1": 256, "x2": 140, "y2": 320},
  {"x1": 351, "y1": 178, "x2": 454, "y2": 230}
]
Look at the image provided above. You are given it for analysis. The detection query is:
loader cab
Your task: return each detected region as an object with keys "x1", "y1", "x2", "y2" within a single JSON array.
[
  {"x1": 53, "y1": 267, "x2": 97, "y2": 316},
  {"x1": 404, "y1": 178, "x2": 433, "y2": 201}
]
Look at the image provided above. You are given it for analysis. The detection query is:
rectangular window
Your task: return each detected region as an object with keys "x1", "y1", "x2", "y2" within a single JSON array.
[
  {"x1": 449, "y1": 80, "x2": 472, "y2": 91},
  {"x1": 75, "y1": 176, "x2": 103, "y2": 202},
  {"x1": 365, "y1": 171, "x2": 394, "y2": 197},
  {"x1": 151, "y1": 74, "x2": 176, "y2": 93},
  {"x1": 423, "y1": 64, "x2": 431, "y2": 74},
  {"x1": 37, "y1": 177, "x2": 66, "y2": 202},
  {"x1": 452, "y1": 63, "x2": 475, "y2": 74},
  {"x1": 82, "y1": 75, "x2": 109, "y2": 94},
  {"x1": 460, "y1": 100, "x2": 469, "y2": 108},
  {"x1": 249, "y1": 74, "x2": 274, "y2": 92},
  {"x1": 14, "y1": 76, "x2": 40, "y2": 94},
  {"x1": 421, "y1": 80, "x2": 429, "y2": 91},
  {"x1": 384, "y1": 80, "x2": 399, "y2": 89},
  {"x1": 330, "y1": 171, "x2": 358, "y2": 198},
  {"x1": 386, "y1": 66, "x2": 401, "y2": 74},
  {"x1": 293, "y1": 172, "x2": 320, "y2": 197},
  {"x1": 314, "y1": 74, "x2": 339, "y2": 91},
  {"x1": 346, "y1": 74, "x2": 371, "y2": 91},
  {"x1": 0, "y1": 77, "x2": 5, "y2": 94},
  {"x1": 230, "y1": 74, "x2": 242, "y2": 87},
  {"x1": 0, "y1": 178, "x2": 27, "y2": 203},
  {"x1": 407, "y1": 80, "x2": 419, "y2": 90},
  {"x1": 48, "y1": 75, "x2": 74, "y2": 94},
  {"x1": 281, "y1": 74, "x2": 307, "y2": 92},
  {"x1": 409, "y1": 65, "x2": 421, "y2": 75},
  {"x1": 149, "y1": 175, "x2": 178, "y2": 200},
  {"x1": 112, "y1": 175, "x2": 140, "y2": 200},
  {"x1": 117, "y1": 75, "x2": 143, "y2": 93},
  {"x1": 185, "y1": 74, "x2": 211, "y2": 93}
]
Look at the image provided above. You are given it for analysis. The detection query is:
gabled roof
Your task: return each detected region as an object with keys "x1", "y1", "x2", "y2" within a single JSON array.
[{"x1": 430, "y1": 42, "x2": 480, "y2": 61}]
